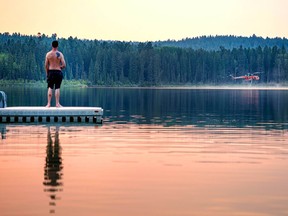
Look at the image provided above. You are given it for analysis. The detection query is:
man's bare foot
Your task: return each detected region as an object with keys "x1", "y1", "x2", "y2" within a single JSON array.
[
  {"x1": 56, "y1": 104, "x2": 63, "y2": 108},
  {"x1": 45, "y1": 104, "x2": 51, "y2": 108}
]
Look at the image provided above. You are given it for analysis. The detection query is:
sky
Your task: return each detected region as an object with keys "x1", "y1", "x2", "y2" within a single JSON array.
[{"x1": 0, "y1": 0, "x2": 287, "y2": 42}]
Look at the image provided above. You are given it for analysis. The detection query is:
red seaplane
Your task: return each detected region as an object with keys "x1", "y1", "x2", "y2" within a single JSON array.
[{"x1": 230, "y1": 72, "x2": 262, "y2": 81}]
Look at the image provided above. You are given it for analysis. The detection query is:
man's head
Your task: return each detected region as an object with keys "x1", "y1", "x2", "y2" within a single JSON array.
[{"x1": 52, "y1": 40, "x2": 58, "y2": 48}]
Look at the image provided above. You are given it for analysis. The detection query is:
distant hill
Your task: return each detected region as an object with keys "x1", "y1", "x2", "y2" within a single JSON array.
[{"x1": 154, "y1": 35, "x2": 288, "y2": 50}]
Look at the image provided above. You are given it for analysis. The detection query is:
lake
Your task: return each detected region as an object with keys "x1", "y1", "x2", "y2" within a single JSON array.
[{"x1": 1, "y1": 86, "x2": 288, "y2": 216}]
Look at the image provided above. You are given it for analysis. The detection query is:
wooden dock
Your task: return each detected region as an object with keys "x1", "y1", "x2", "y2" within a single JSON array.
[{"x1": 0, "y1": 106, "x2": 104, "y2": 124}]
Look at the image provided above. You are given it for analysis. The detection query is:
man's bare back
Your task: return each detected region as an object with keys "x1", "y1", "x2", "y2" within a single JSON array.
[{"x1": 45, "y1": 50, "x2": 66, "y2": 74}]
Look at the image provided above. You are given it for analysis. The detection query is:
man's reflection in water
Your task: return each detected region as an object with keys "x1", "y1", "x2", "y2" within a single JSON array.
[{"x1": 43, "y1": 126, "x2": 63, "y2": 214}]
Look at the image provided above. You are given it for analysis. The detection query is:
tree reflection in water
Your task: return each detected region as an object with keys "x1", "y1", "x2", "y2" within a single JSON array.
[{"x1": 43, "y1": 126, "x2": 63, "y2": 214}]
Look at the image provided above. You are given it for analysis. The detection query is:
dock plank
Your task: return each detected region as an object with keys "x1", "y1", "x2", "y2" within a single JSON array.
[{"x1": 0, "y1": 106, "x2": 103, "y2": 124}]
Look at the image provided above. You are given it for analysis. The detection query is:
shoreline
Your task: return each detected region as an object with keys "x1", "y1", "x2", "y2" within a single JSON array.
[
  {"x1": 87, "y1": 84, "x2": 288, "y2": 90},
  {"x1": 1, "y1": 80, "x2": 288, "y2": 90},
  {"x1": 0, "y1": 80, "x2": 89, "y2": 88}
]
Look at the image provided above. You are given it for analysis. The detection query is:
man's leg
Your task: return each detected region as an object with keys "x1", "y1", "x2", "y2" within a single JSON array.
[
  {"x1": 46, "y1": 88, "x2": 52, "y2": 108},
  {"x1": 55, "y1": 88, "x2": 62, "y2": 107}
]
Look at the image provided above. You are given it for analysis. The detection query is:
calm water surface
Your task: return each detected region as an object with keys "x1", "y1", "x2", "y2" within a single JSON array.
[{"x1": 1, "y1": 87, "x2": 288, "y2": 216}]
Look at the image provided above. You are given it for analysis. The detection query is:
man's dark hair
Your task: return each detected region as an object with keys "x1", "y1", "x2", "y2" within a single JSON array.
[{"x1": 52, "y1": 40, "x2": 58, "y2": 48}]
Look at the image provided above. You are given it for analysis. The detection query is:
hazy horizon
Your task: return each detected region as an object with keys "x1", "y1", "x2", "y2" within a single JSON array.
[{"x1": 1, "y1": 31, "x2": 287, "y2": 43}]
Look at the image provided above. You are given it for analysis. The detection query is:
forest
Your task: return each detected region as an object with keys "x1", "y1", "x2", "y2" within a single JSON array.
[
  {"x1": 0, "y1": 32, "x2": 288, "y2": 86},
  {"x1": 155, "y1": 34, "x2": 288, "y2": 50}
]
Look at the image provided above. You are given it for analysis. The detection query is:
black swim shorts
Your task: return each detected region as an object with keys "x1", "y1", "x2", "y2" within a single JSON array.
[{"x1": 47, "y1": 70, "x2": 63, "y2": 89}]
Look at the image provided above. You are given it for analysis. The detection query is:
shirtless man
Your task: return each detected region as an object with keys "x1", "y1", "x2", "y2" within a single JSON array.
[{"x1": 45, "y1": 40, "x2": 66, "y2": 108}]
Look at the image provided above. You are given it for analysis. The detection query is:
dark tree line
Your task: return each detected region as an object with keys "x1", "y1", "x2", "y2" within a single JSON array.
[
  {"x1": 155, "y1": 34, "x2": 288, "y2": 51},
  {"x1": 0, "y1": 32, "x2": 288, "y2": 85}
]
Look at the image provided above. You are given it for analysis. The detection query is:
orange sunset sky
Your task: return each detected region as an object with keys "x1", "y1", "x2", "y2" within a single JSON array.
[{"x1": 0, "y1": 0, "x2": 287, "y2": 41}]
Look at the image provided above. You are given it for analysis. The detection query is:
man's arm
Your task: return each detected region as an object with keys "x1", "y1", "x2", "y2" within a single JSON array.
[
  {"x1": 45, "y1": 53, "x2": 49, "y2": 74},
  {"x1": 60, "y1": 53, "x2": 66, "y2": 69}
]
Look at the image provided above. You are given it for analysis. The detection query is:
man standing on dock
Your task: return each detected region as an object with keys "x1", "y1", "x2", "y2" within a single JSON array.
[{"x1": 45, "y1": 40, "x2": 66, "y2": 108}]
